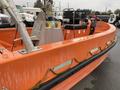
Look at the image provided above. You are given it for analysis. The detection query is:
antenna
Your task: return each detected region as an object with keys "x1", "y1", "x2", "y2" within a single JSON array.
[
  {"x1": 68, "y1": 2, "x2": 70, "y2": 8},
  {"x1": 59, "y1": 1, "x2": 61, "y2": 11}
]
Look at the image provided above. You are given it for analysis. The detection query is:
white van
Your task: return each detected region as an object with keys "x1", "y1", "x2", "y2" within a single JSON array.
[
  {"x1": 23, "y1": 7, "x2": 42, "y2": 16},
  {"x1": 109, "y1": 14, "x2": 120, "y2": 27},
  {"x1": 16, "y1": 5, "x2": 35, "y2": 27},
  {"x1": 0, "y1": 13, "x2": 11, "y2": 28}
]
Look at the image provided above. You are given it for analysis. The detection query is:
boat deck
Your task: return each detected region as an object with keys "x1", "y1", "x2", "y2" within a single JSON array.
[{"x1": 72, "y1": 28, "x2": 120, "y2": 90}]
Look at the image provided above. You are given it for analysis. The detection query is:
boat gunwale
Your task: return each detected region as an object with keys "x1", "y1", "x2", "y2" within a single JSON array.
[{"x1": 0, "y1": 23, "x2": 116, "y2": 64}]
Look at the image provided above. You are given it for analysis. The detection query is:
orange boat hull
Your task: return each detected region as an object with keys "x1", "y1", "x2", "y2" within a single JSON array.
[{"x1": 0, "y1": 22, "x2": 116, "y2": 90}]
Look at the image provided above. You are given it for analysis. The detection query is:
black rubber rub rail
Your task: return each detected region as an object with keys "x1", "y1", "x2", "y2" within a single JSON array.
[{"x1": 34, "y1": 40, "x2": 117, "y2": 90}]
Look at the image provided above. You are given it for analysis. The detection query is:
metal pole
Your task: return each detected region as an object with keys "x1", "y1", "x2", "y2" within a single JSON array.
[
  {"x1": 68, "y1": 2, "x2": 70, "y2": 9},
  {"x1": 0, "y1": 0, "x2": 35, "y2": 53},
  {"x1": 27, "y1": 2, "x2": 29, "y2": 7},
  {"x1": 43, "y1": 0, "x2": 46, "y2": 14},
  {"x1": 59, "y1": 1, "x2": 61, "y2": 11}
]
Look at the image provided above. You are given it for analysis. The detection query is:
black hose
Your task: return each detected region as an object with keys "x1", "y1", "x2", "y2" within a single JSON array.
[{"x1": 34, "y1": 40, "x2": 117, "y2": 90}]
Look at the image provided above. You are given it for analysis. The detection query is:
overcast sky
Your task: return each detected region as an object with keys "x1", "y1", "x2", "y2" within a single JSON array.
[{"x1": 13, "y1": 0, "x2": 120, "y2": 11}]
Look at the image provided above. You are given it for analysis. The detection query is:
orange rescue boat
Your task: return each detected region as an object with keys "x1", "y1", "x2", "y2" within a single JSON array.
[
  {"x1": 0, "y1": 0, "x2": 117, "y2": 90},
  {"x1": 0, "y1": 21, "x2": 116, "y2": 90}
]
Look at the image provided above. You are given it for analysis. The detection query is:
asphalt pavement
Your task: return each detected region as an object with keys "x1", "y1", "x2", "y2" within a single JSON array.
[{"x1": 71, "y1": 28, "x2": 120, "y2": 90}]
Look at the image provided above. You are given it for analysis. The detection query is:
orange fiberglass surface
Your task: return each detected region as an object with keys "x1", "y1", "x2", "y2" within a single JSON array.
[{"x1": 0, "y1": 21, "x2": 117, "y2": 90}]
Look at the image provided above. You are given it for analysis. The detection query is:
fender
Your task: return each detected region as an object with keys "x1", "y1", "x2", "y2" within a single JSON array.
[{"x1": 34, "y1": 38, "x2": 117, "y2": 90}]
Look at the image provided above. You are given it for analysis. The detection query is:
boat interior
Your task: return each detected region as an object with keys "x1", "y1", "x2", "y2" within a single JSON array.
[{"x1": 0, "y1": 21, "x2": 110, "y2": 52}]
